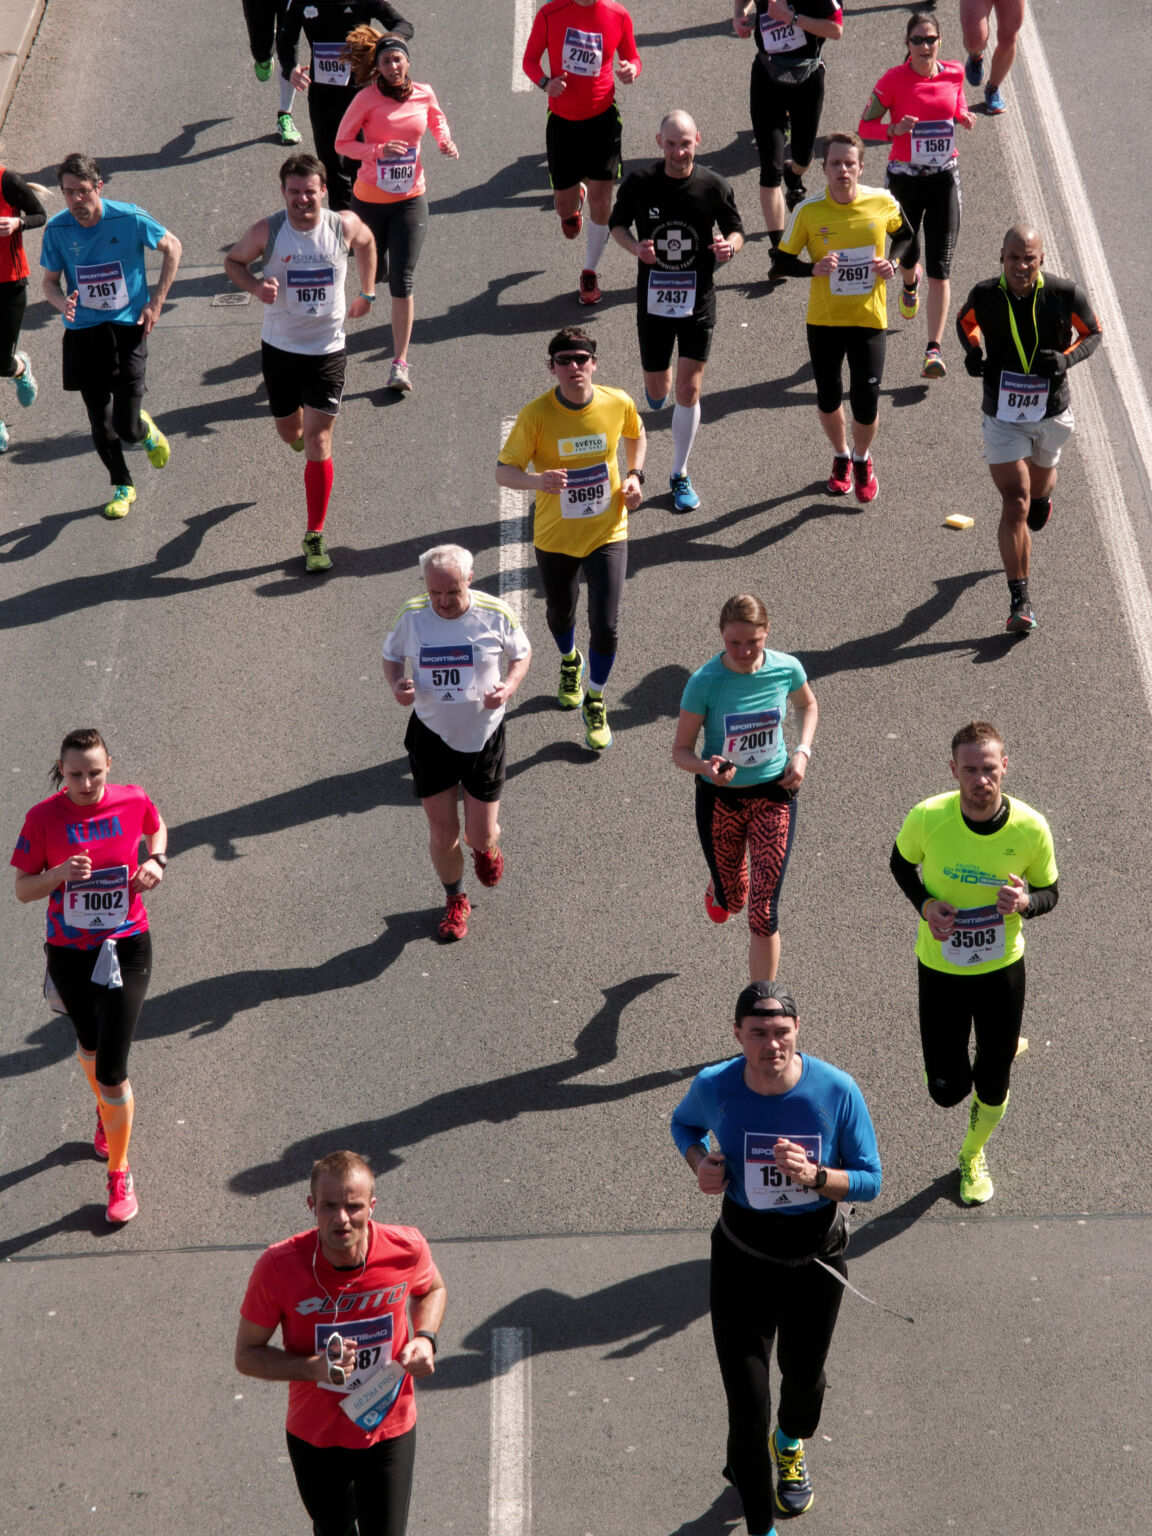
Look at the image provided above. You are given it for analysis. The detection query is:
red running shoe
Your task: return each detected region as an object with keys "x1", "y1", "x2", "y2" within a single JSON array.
[
  {"x1": 853, "y1": 454, "x2": 879, "y2": 503},
  {"x1": 94, "y1": 1109, "x2": 109, "y2": 1160},
  {"x1": 472, "y1": 846, "x2": 504, "y2": 887},
  {"x1": 562, "y1": 183, "x2": 586, "y2": 239},
  {"x1": 437, "y1": 893, "x2": 471, "y2": 942},
  {"x1": 106, "y1": 1168, "x2": 138, "y2": 1224},
  {"x1": 827, "y1": 453, "x2": 852, "y2": 496},
  {"x1": 704, "y1": 880, "x2": 730, "y2": 924},
  {"x1": 578, "y1": 268, "x2": 602, "y2": 305}
]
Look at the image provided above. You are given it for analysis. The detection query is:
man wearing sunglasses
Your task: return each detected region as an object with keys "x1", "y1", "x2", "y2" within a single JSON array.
[
  {"x1": 497, "y1": 326, "x2": 645, "y2": 752},
  {"x1": 671, "y1": 980, "x2": 881, "y2": 1534}
]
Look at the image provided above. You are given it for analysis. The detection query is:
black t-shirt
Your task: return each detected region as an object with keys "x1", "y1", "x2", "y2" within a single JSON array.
[
  {"x1": 609, "y1": 163, "x2": 743, "y2": 316},
  {"x1": 277, "y1": 0, "x2": 414, "y2": 81},
  {"x1": 752, "y1": 0, "x2": 841, "y2": 66}
]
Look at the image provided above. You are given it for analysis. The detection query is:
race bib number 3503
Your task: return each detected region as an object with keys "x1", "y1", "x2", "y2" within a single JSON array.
[{"x1": 943, "y1": 905, "x2": 1006, "y2": 966}]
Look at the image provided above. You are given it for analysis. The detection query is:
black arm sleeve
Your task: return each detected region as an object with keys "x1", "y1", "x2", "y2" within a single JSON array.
[
  {"x1": 374, "y1": 1, "x2": 415, "y2": 40},
  {"x1": 1066, "y1": 284, "x2": 1103, "y2": 369},
  {"x1": 0, "y1": 169, "x2": 47, "y2": 231},
  {"x1": 770, "y1": 248, "x2": 814, "y2": 278},
  {"x1": 887, "y1": 212, "x2": 916, "y2": 269},
  {"x1": 889, "y1": 843, "x2": 927, "y2": 913},
  {"x1": 1024, "y1": 879, "x2": 1058, "y2": 919}
]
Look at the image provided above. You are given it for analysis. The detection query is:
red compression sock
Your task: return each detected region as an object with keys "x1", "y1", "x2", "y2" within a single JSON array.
[{"x1": 304, "y1": 458, "x2": 334, "y2": 532}]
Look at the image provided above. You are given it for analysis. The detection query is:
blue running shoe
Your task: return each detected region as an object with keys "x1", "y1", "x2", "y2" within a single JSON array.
[
  {"x1": 965, "y1": 52, "x2": 985, "y2": 87},
  {"x1": 984, "y1": 84, "x2": 1007, "y2": 114},
  {"x1": 14, "y1": 351, "x2": 37, "y2": 407},
  {"x1": 670, "y1": 472, "x2": 700, "y2": 512}
]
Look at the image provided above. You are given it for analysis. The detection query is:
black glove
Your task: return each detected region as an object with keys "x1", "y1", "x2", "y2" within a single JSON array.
[
  {"x1": 1033, "y1": 348, "x2": 1069, "y2": 379},
  {"x1": 964, "y1": 350, "x2": 984, "y2": 378}
]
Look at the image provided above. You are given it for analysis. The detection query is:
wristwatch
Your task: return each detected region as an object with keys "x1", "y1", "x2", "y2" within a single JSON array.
[
  {"x1": 812, "y1": 1166, "x2": 828, "y2": 1190},
  {"x1": 148, "y1": 850, "x2": 169, "y2": 870},
  {"x1": 626, "y1": 468, "x2": 645, "y2": 485},
  {"x1": 415, "y1": 1329, "x2": 438, "y2": 1354}
]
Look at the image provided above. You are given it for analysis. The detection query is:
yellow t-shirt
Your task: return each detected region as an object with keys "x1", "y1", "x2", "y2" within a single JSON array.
[
  {"x1": 779, "y1": 186, "x2": 907, "y2": 329},
  {"x1": 895, "y1": 792, "x2": 1058, "y2": 976},
  {"x1": 499, "y1": 385, "x2": 642, "y2": 558}
]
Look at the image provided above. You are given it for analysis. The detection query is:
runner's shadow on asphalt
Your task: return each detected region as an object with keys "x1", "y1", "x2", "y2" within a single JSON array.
[
  {"x1": 425, "y1": 153, "x2": 551, "y2": 219},
  {"x1": 7, "y1": 388, "x2": 270, "y2": 463},
  {"x1": 635, "y1": 16, "x2": 735, "y2": 48},
  {"x1": 0, "y1": 1142, "x2": 95, "y2": 1198},
  {"x1": 25, "y1": 120, "x2": 262, "y2": 187},
  {"x1": 230, "y1": 971, "x2": 700, "y2": 1191},
  {"x1": 0, "y1": 1202, "x2": 120, "y2": 1262},
  {"x1": 250, "y1": 515, "x2": 504, "y2": 592},
  {"x1": 667, "y1": 1488, "x2": 744, "y2": 1536},
  {"x1": 847, "y1": 1172, "x2": 963, "y2": 1256},
  {"x1": 425, "y1": 1258, "x2": 711, "y2": 1393},
  {"x1": 0, "y1": 506, "x2": 97, "y2": 561},
  {"x1": 137, "y1": 906, "x2": 434, "y2": 1040}
]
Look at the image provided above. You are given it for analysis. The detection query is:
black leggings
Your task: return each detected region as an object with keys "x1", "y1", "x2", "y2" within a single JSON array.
[
  {"x1": 534, "y1": 539, "x2": 627, "y2": 656},
  {"x1": 308, "y1": 84, "x2": 358, "y2": 212},
  {"x1": 351, "y1": 194, "x2": 429, "y2": 298},
  {"x1": 0, "y1": 278, "x2": 28, "y2": 377},
  {"x1": 286, "y1": 1427, "x2": 416, "y2": 1536},
  {"x1": 749, "y1": 61, "x2": 825, "y2": 187},
  {"x1": 917, "y1": 957, "x2": 1025, "y2": 1107},
  {"x1": 45, "y1": 931, "x2": 152, "y2": 1086},
  {"x1": 63, "y1": 322, "x2": 150, "y2": 485},
  {"x1": 806, "y1": 324, "x2": 886, "y2": 424},
  {"x1": 885, "y1": 168, "x2": 962, "y2": 281},
  {"x1": 710, "y1": 1221, "x2": 845, "y2": 1535},
  {"x1": 241, "y1": 0, "x2": 280, "y2": 62}
]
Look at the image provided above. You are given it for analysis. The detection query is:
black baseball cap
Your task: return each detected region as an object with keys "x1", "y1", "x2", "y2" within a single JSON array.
[{"x1": 734, "y1": 979, "x2": 797, "y2": 1024}]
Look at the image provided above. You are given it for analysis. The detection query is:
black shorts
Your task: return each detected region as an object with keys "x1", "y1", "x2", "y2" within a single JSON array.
[
  {"x1": 351, "y1": 194, "x2": 428, "y2": 298},
  {"x1": 546, "y1": 104, "x2": 622, "y2": 190},
  {"x1": 637, "y1": 296, "x2": 716, "y2": 372},
  {"x1": 749, "y1": 59, "x2": 826, "y2": 187},
  {"x1": 806, "y1": 324, "x2": 886, "y2": 424},
  {"x1": 405, "y1": 713, "x2": 506, "y2": 803},
  {"x1": 62, "y1": 321, "x2": 148, "y2": 395},
  {"x1": 261, "y1": 341, "x2": 346, "y2": 419}
]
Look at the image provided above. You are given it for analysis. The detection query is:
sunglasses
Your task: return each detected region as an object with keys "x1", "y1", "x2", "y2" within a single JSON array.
[
  {"x1": 552, "y1": 352, "x2": 594, "y2": 366},
  {"x1": 909, "y1": 35, "x2": 939, "y2": 45}
]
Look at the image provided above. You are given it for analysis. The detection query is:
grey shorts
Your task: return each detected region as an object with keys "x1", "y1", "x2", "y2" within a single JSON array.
[{"x1": 981, "y1": 407, "x2": 1074, "y2": 468}]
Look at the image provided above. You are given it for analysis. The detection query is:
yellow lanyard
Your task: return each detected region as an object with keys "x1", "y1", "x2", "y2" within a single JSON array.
[{"x1": 999, "y1": 271, "x2": 1044, "y2": 374}]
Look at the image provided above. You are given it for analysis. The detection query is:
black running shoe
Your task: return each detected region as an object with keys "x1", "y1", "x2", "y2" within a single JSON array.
[
  {"x1": 1027, "y1": 495, "x2": 1052, "y2": 532},
  {"x1": 1006, "y1": 598, "x2": 1036, "y2": 633}
]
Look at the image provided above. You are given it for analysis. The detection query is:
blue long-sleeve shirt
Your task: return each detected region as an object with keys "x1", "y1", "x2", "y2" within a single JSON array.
[{"x1": 671, "y1": 1053, "x2": 882, "y2": 1213}]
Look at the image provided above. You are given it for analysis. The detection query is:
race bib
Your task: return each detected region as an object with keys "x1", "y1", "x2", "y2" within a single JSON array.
[
  {"x1": 64, "y1": 865, "x2": 130, "y2": 932},
  {"x1": 418, "y1": 643, "x2": 478, "y2": 702},
  {"x1": 376, "y1": 146, "x2": 418, "y2": 193},
  {"x1": 830, "y1": 247, "x2": 876, "y2": 296},
  {"x1": 647, "y1": 269, "x2": 697, "y2": 318},
  {"x1": 910, "y1": 119, "x2": 955, "y2": 168},
  {"x1": 997, "y1": 370, "x2": 1049, "y2": 423},
  {"x1": 944, "y1": 905, "x2": 1006, "y2": 966},
  {"x1": 286, "y1": 266, "x2": 336, "y2": 316},
  {"x1": 561, "y1": 462, "x2": 611, "y2": 517},
  {"x1": 758, "y1": 13, "x2": 802, "y2": 53},
  {"x1": 312, "y1": 41, "x2": 351, "y2": 86},
  {"x1": 744, "y1": 1131, "x2": 822, "y2": 1210},
  {"x1": 562, "y1": 26, "x2": 603, "y2": 75},
  {"x1": 76, "y1": 261, "x2": 129, "y2": 312},
  {"x1": 314, "y1": 1315, "x2": 393, "y2": 1396},
  {"x1": 722, "y1": 708, "x2": 781, "y2": 768},
  {"x1": 339, "y1": 1360, "x2": 406, "y2": 1431}
]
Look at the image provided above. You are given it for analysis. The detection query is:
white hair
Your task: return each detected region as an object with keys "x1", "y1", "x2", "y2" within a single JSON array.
[{"x1": 419, "y1": 543, "x2": 474, "y2": 579}]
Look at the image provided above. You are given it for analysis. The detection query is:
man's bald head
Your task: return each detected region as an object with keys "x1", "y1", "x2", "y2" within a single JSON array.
[
  {"x1": 1003, "y1": 222, "x2": 1042, "y2": 253},
  {"x1": 659, "y1": 109, "x2": 698, "y2": 138}
]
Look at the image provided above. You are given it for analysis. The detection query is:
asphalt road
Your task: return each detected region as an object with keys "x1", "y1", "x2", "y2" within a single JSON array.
[{"x1": 2, "y1": 2, "x2": 1151, "y2": 1533}]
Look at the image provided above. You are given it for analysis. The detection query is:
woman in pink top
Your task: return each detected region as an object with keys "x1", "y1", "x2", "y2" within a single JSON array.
[
  {"x1": 10, "y1": 728, "x2": 168, "y2": 1225},
  {"x1": 334, "y1": 29, "x2": 458, "y2": 393},
  {"x1": 858, "y1": 11, "x2": 973, "y2": 379}
]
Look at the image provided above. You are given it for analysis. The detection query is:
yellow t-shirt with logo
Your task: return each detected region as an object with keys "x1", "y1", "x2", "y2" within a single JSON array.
[
  {"x1": 499, "y1": 385, "x2": 642, "y2": 558},
  {"x1": 895, "y1": 792, "x2": 1058, "y2": 976},
  {"x1": 779, "y1": 186, "x2": 907, "y2": 329}
]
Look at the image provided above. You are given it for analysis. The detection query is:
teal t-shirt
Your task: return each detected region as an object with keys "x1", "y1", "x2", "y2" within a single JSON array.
[
  {"x1": 680, "y1": 649, "x2": 806, "y2": 786},
  {"x1": 40, "y1": 199, "x2": 167, "y2": 329}
]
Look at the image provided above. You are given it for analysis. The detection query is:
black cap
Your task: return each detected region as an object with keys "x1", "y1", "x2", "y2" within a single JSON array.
[{"x1": 734, "y1": 979, "x2": 797, "y2": 1024}]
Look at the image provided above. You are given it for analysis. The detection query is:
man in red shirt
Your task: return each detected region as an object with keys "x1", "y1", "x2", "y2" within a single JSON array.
[
  {"x1": 523, "y1": 0, "x2": 642, "y2": 306},
  {"x1": 236, "y1": 1150, "x2": 447, "y2": 1536}
]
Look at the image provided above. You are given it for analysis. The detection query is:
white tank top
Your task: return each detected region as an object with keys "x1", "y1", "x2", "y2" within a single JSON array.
[{"x1": 260, "y1": 208, "x2": 349, "y2": 355}]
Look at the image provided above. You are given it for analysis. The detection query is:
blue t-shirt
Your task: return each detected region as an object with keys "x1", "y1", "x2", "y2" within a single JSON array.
[
  {"x1": 680, "y1": 649, "x2": 807, "y2": 786},
  {"x1": 40, "y1": 199, "x2": 167, "y2": 329},
  {"x1": 671, "y1": 1054, "x2": 881, "y2": 1211}
]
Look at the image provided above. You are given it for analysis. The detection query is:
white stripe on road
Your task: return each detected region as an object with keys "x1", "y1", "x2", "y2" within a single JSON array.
[
  {"x1": 512, "y1": 0, "x2": 534, "y2": 92},
  {"x1": 489, "y1": 1327, "x2": 532, "y2": 1536},
  {"x1": 1005, "y1": 14, "x2": 1152, "y2": 716},
  {"x1": 499, "y1": 418, "x2": 533, "y2": 621}
]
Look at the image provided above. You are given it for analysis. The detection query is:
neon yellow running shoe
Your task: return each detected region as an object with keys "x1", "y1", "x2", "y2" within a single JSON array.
[
  {"x1": 139, "y1": 409, "x2": 170, "y2": 469},
  {"x1": 557, "y1": 649, "x2": 585, "y2": 710},
  {"x1": 770, "y1": 1435, "x2": 814, "y2": 1517},
  {"x1": 302, "y1": 530, "x2": 332, "y2": 573},
  {"x1": 582, "y1": 694, "x2": 612, "y2": 751},
  {"x1": 103, "y1": 484, "x2": 137, "y2": 520},
  {"x1": 958, "y1": 1149, "x2": 994, "y2": 1205}
]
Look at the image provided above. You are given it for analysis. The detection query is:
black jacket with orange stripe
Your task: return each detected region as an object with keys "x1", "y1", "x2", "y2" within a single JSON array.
[{"x1": 956, "y1": 274, "x2": 1102, "y2": 418}]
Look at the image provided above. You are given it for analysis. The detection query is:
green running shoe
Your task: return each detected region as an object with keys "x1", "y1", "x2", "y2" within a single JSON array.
[
  {"x1": 290, "y1": 435, "x2": 306, "y2": 452},
  {"x1": 254, "y1": 58, "x2": 274, "y2": 82},
  {"x1": 771, "y1": 1435, "x2": 814, "y2": 1517},
  {"x1": 582, "y1": 694, "x2": 612, "y2": 751},
  {"x1": 278, "y1": 111, "x2": 302, "y2": 146},
  {"x1": 557, "y1": 649, "x2": 585, "y2": 710},
  {"x1": 958, "y1": 1149, "x2": 994, "y2": 1205},
  {"x1": 139, "y1": 408, "x2": 170, "y2": 468},
  {"x1": 103, "y1": 484, "x2": 137, "y2": 519},
  {"x1": 302, "y1": 530, "x2": 332, "y2": 573}
]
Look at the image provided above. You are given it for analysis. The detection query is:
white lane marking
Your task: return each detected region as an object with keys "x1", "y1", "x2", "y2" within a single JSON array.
[
  {"x1": 499, "y1": 418, "x2": 532, "y2": 621},
  {"x1": 1003, "y1": 14, "x2": 1152, "y2": 715},
  {"x1": 512, "y1": 0, "x2": 534, "y2": 92},
  {"x1": 489, "y1": 1327, "x2": 532, "y2": 1536}
]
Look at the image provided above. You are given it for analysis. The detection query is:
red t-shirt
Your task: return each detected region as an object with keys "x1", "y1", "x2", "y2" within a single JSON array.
[
  {"x1": 522, "y1": 0, "x2": 641, "y2": 121},
  {"x1": 240, "y1": 1223, "x2": 437, "y2": 1449},
  {"x1": 870, "y1": 60, "x2": 966, "y2": 164},
  {"x1": 11, "y1": 784, "x2": 161, "y2": 949}
]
